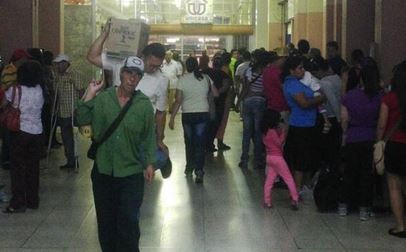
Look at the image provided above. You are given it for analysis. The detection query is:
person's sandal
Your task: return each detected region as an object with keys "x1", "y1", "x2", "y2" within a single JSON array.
[
  {"x1": 3, "y1": 206, "x2": 26, "y2": 214},
  {"x1": 388, "y1": 228, "x2": 406, "y2": 238}
]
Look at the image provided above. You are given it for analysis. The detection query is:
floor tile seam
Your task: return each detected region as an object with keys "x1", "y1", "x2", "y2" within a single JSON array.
[
  {"x1": 20, "y1": 204, "x2": 58, "y2": 248},
  {"x1": 277, "y1": 207, "x2": 299, "y2": 249},
  {"x1": 201, "y1": 182, "x2": 208, "y2": 252},
  {"x1": 320, "y1": 215, "x2": 348, "y2": 250},
  {"x1": 69, "y1": 203, "x2": 95, "y2": 238}
]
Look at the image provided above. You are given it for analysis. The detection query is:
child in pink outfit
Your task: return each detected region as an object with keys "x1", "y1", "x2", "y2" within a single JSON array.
[{"x1": 262, "y1": 110, "x2": 299, "y2": 210}]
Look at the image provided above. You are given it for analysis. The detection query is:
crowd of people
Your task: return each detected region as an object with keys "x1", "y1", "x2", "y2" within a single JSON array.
[{"x1": 0, "y1": 24, "x2": 405, "y2": 251}]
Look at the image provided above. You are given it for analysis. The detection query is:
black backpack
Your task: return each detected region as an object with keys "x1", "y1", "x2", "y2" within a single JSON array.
[{"x1": 313, "y1": 167, "x2": 341, "y2": 212}]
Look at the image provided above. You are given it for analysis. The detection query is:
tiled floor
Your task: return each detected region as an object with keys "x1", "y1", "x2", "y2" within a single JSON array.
[{"x1": 0, "y1": 112, "x2": 405, "y2": 251}]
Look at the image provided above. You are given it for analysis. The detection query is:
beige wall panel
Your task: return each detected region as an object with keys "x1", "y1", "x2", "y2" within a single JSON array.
[
  {"x1": 306, "y1": 12, "x2": 324, "y2": 51},
  {"x1": 307, "y1": 0, "x2": 324, "y2": 12},
  {"x1": 333, "y1": 1, "x2": 342, "y2": 50},
  {"x1": 269, "y1": 23, "x2": 283, "y2": 50},
  {"x1": 293, "y1": 13, "x2": 307, "y2": 45},
  {"x1": 324, "y1": 0, "x2": 335, "y2": 54}
]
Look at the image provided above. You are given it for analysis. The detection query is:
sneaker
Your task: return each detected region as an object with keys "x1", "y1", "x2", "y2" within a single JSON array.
[
  {"x1": 217, "y1": 141, "x2": 231, "y2": 151},
  {"x1": 195, "y1": 175, "x2": 204, "y2": 184},
  {"x1": 60, "y1": 163, "x2": 75, "y2": 169},
  {"x1": 338, "y1": 203, "x2": 348, "y2": 216},
  {"x1": 264, "y1": 202, "x2": 272, "y2": 208},
  {"x1": 360, "y1": 207, "x2": 373, "y2": 221},
  {"x1": 0, "y1": 191, "x2": 9, "y2": 203},
  {"x1": 160, "y1": 160, "x2": 172, "y2": 179},
  {"x1": 206, "y1": 145, "x2": 217, "y2": 153},
  {"x1": 291, "y1": 201, "x2": 299, "y2": 211},
  {"x1": 184, "y1": 168, "x2": 193, "y2": 177},
  {"x1": 238, "y1": 161, "x2": 248, "y2": 169}
]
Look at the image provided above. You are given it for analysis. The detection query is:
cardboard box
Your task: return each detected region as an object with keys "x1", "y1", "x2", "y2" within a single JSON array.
[{"x1": 105, "y1": 18, "x2": 150, "y2": 57}]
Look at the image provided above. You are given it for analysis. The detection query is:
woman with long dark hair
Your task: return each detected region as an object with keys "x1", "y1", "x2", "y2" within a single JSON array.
[
  {"x1": 376, "y1": 60, "x2": 406, "y2": 237},
  {"x1": 169, "y1": 57, "x2": 218, "y2": 183},
  {"x1": 339, "y1": 59, "x2": 384, "y2": 221},
  {"x1": 282, "y1": 56, "x2": 325, "y2": 196},
  {"x1": 3, "y1": 60, "x2": 44, "y2": 213}
]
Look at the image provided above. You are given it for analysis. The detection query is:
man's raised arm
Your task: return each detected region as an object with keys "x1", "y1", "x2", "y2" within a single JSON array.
[{"x1": 87, "y1": 19, "x2": 111, "y2": 68}]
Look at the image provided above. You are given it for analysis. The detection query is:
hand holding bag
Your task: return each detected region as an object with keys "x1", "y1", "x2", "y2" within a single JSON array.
[
  {"x1": 373, "y1": 119, "x2": 401, "y2": 175},
  {"x1": 0, "y1": 85, "x2": 22, "y2": 132}
]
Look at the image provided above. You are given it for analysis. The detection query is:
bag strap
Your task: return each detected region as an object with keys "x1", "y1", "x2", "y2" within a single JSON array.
[
  {"x1": 248, "y1": 72, "x2": 261, "y2": 86},
  {"x1": 10, "y1": 85, "x2": 22, "y2": 108},
  {"x1": 94, "y1": 90, "x2": 138, "y2": 146},
  {"x1": 384, "y1": 118, "x2": 402, "y2": 142}
]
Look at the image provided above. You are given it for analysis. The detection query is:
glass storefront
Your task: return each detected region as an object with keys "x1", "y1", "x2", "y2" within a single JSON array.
[
  {"x1": 149, "y1": 35, "x2": 227, "y2": 60},
  {"x1": 64, "y1": 0, "x2": 252, "y2": 76}
]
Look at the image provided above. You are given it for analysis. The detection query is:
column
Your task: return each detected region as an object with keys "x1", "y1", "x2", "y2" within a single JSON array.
[
  {"x1": 0, "y1": 0, "x2": 34, "y2": 60},
  {"x1": 375, "y1": 0, "x2": 406, "y2": 82},
  {"x1": 293, "y1": 0, "x2": 307, "y2": 45},
  {"x1": 254, "y1": 0, "x2": 269, "y2": 49},
  {"x1": 342, "y1": 0, "x2": 375, "y2": 61},
  {"x1": 305, "y1": 0, "x2": 324, "y2": 50},
  {"x1": 39, "y1": 0, "x2": 63, "y2": 54},
  {"x1": 268, "y1": 0, "x2": 283, "y2": 51},
  {"x1": 323, "y1": 0, "x2": 335, "y2": 54}
]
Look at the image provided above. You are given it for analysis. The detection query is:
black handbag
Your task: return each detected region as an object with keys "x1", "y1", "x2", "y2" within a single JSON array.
[{"x1": 87, "y1": 91, "x2": 138, "y2": 160}]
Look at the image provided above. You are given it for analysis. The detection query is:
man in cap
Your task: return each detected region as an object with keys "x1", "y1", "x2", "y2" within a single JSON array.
[
  {"x1": 53, "y1": 54, "x2": 85, "y2": 169},
  {"x1": 75, "y1": 56, "x2": 155, "y2": 252},
  {"x1": 87, "y1": 20, "x2": 171, "y2": 178}
]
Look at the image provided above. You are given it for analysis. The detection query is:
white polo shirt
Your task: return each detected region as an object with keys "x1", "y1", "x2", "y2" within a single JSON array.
[
  {"x1": 161, "y1": 60, "x2": 182, "y2": 89},
  {"x1": 102, "y1": 53, "x2": 169, "y2": 112}
]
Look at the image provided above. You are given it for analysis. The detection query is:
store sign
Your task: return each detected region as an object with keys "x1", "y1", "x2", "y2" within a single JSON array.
[{"x1": 183, "y1": 0, "x2": 213, "y2": 24}]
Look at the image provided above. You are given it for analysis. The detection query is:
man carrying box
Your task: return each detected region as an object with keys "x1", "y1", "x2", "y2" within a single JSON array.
[{"x1": 87, "y1": 19, "x2": 171, "y2": 178}]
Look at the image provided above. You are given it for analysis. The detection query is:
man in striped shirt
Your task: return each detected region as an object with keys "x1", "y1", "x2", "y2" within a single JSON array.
[{"x1": 53, "y1": 54, "x2": 85, "y2": 169}]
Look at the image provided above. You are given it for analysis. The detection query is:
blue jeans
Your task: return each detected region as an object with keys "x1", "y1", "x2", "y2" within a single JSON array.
[
  {"x1": 241, "y1": 96, "x2": 266, "y2": 165},
  {"x1": 182, "y1": 112, "x2": 209, "y2": 176}
]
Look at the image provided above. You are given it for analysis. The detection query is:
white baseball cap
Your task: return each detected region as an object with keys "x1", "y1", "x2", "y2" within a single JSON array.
[
  {"x1": 123, "y1": 56, "x2": 144, "y2": 73},
  {"x1": 53, "y1": 54, "x2": 70, "y2": 63}
]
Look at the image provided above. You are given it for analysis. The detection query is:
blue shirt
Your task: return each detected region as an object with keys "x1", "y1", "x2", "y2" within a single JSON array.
[{"x1": 283, "y1": 75, "x2": 317, "y2": 127}]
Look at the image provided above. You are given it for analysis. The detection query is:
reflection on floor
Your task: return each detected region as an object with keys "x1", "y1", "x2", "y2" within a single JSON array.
[{"x1": 0, "y1": 112, "x2": 405, "y2": 252}]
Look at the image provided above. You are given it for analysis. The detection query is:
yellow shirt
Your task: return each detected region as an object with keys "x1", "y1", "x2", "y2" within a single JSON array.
[{"x1": 1, "y1": 63, "x2": 17, "y2": 90}]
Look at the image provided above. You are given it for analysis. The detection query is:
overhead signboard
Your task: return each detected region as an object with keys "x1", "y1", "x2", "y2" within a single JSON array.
[{"x1": 183, "y1": 0, "x2": 213, "y2": 24}]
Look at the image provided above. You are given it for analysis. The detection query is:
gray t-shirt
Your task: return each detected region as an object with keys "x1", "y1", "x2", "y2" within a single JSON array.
[
  {"x1": 320, "y1": 74, "x2": 342, "y2": 119},
  {"x1": 178, "y1": 73, "x2": 210, "y2": 113}
]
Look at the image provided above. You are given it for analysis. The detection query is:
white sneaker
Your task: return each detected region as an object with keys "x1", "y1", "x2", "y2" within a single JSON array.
[
  {"x1": 360, "y1": 207, "x2": 373, "y2": 221},
  {"x1": 0, "y1": 191, "x2": 9, "y2": 203},
  {"x1": 338, "y1": 203, "x2": 348, "y2": 216}
]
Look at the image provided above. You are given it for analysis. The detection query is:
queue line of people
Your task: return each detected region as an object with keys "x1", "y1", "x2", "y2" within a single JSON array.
[{"x1": 0, "y1": 33, "x2": 405, "y2": 252}]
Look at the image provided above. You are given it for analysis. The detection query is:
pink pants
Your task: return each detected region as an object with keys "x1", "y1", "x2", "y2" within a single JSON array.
[{"x1": 263, "y1": 155, "x2": 299, "y2": 205}]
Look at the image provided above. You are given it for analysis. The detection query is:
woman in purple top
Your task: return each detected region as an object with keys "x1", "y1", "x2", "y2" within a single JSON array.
[{"x1": 339, "y1": 62, "x2": 383, "y2": 221}]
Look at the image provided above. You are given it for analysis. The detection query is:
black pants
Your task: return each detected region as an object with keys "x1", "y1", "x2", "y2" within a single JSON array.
[
  {"x1": 9, "y1": 131, "x2": 43, "y2": 209},
  {"x1": 318, "y1": 117, "x2": 342, "y2": 171},
  {"x1": 1, "y1": 129, "x2": 11, "y2": 168},
  {"x1": 206, "y1": 105, "x2": 224, "y2": 150},
  {"x1": 91, "y1": 167, "x2": 144, "y2": 252},
  {"x1": 57, "y1": 117, "x2": 74, "y2": 165},
  {"x1": 340, "y1": 141, "x2": 374, "y2": 207}
]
